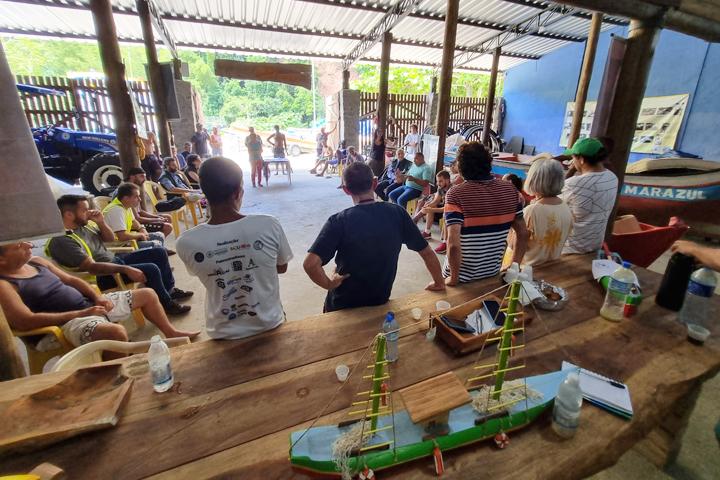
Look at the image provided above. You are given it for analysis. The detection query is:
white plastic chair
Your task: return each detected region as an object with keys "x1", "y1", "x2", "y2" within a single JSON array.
[{"x1": 51, "y1": 337, "x2": 190, "y2": 372}]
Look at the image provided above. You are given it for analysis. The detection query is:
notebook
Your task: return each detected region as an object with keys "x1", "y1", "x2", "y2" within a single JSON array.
[{"x1": 561, "y1": 361, "x2": 633, "y2": 420}]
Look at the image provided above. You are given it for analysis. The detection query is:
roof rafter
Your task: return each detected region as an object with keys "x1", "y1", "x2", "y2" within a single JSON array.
[
  {"x1": 454, "y1": 3, "x2": 577, "y2": 68},
  {"x1": 494, "y1": 0, "x2": 628, "y2": 26},
  {"x1": 341, "y1": 0, "x2": 423, "y2": 70},
  {"x1": 296, "y1": 0, "x2": 586, "y2": 42},
  {"x1": 0, "y1": 27, "x2": 493, "y2": 72}
]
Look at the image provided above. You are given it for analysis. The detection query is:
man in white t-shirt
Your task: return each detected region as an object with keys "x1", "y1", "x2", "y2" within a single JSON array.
[
  {"x1": 403, "y1": 124, "x2": 420, "y2": 159},
  {"x1": 177, "y1": 157, "x2": 293, "y2": 339}
]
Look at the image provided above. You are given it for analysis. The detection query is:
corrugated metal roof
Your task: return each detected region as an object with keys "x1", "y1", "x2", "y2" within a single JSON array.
[{"x1": 0, "y1": 0, "x2": 629, "y2": 73}]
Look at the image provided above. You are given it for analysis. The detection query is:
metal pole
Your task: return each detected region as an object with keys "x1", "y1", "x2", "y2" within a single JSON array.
[
  {"x1": 481, "y1": 47, "x2": 501, "y2": 148},
  {"x1": 89, "y1": 0, "x2": 140, "y2": 176},
  {"x1": 568, "y1": 12, "x2": 603, "y2": 148},
  {"x1": 137, "y1": 0, "x2": 172, "y2": 157},
  {"x1": 435, "y1": 0, "x2": 460, "y2": 173}
]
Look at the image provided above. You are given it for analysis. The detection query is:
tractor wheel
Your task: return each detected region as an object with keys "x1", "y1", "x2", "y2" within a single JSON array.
[
  {"x1": 80, "y1": 153, "x2": 123, "y2": 195},
  {"x1": 289, "y1": 144, "x2": 302, "y2": 157}
]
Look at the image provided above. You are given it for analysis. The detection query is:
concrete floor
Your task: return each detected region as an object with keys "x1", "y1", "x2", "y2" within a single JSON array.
[{"x1": 22, "y1": 150, "x2": 720, "y2": 478}]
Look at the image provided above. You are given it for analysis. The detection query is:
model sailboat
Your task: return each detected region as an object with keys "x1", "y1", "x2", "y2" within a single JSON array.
[{"x1": 289, "y1": 282, "x2": 566, "y2": 478}]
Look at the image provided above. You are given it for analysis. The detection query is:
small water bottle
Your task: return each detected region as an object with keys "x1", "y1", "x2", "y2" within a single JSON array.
[
  {"x1": 600, "y1": 261, "x2": 634, "y2": 322},
  {"x1": 552, "y1": 372, "x2": 583, "y2": 439},
  {"x1": 679, "y1": 267, "x2": 717, "y2": 345},
  {"x1": 383, "y1": 312, "x2": 400, "y2": 362},
  {"x1": 148, "y1": 335, "x2": 174, "y2": 392}
]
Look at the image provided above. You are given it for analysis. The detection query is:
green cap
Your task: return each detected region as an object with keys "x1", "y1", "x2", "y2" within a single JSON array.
[{"x1": 563, "y1": 137, "x2": 604, "y2": 157}]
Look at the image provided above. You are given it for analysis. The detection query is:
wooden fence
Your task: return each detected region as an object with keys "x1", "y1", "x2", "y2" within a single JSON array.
[
  {"x1": 15, "y1": 75, "x2": 157, "y2": 134},
  {"x1": 358, "y1": 91, "x2": 489, "y2": 153}
]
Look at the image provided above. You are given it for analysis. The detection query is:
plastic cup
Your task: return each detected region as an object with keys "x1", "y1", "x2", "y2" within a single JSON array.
[
  {"x1": 687, "y1": 324, "x2": 710, "y2": 345},
  {"x1": 435, "y1": 300, "x2": 451, "y2": 311},
  {"x1": 335, "y1": 364, "x2": 350, "y2": 382},
  {"x1": 411, "y1": 307, "x2": 423, "y2": 320}
]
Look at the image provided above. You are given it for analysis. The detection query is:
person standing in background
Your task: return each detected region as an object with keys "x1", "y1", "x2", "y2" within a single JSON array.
[
  {"x1": 267, "y1": 125, "x2": 289, "y2": 175},
  {"x1": 191, "y1": 123, "x2": 210, "y2": 159},
  {"x1": 245, "y1": 127, "x2": 264, "y2": 188},
  {"x1": 404, "y1": 124, "x2": 420, "y2": 160},
  {"x1": 210, "y1": 126, "x2": 223, "y2": 156}
]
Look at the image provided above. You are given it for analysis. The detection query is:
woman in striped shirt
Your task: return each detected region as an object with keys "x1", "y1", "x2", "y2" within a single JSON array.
[{"x1": 443, "y1": 142, "x2": 529, "y2": 285}]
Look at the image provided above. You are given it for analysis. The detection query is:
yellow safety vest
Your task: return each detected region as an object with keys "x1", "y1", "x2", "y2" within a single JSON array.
[
  {"x1": 44, "y1": 230, "x2": 97, "y2": 283},
  {"x1": 102, "y1": 197, "x2": 134, "y2": 233}
]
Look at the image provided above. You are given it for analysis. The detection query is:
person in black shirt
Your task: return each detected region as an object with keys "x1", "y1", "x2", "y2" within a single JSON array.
[
  {"x1": 304, "y1": 162, "x2": 445, "y2": 312},
  {"x1": 191, "y1": 123, "x2": 210, "y2": 158},
  {"x1": 375, "y1": 148, "x2": 412, "y2": 201}
]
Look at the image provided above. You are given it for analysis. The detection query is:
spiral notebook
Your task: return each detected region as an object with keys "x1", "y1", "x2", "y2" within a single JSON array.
[{"x1": 561, "y1": 361, "x2": 633, "y2": 420}]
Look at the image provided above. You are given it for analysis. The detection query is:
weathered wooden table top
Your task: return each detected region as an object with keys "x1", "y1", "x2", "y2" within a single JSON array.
[{"x1": 1, "y1": 255, "x2": 718, "y2": 479}]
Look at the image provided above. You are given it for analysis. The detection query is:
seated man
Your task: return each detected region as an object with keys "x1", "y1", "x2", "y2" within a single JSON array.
[
  {"x1": 124, "y1": 167, "x2": 182, "y2": 233},
  {"x1": 177, "y1": 157, "x2": 293, "y2": 340},
  {"x1": 47, "y1": 195, "x2": 193, "y2": 315},
  {"x1": 346, "y1": 145, "x2": 364, "y2": 164},
  {"x1": 443, "y1": 142, "x2": 529, "y2": 285},
  {"x1": 304, "y1": 162, "x2": 445, "y2": 313},
  {"x1": 375, "y1": 148, "x2": 412, "y2": 201},
  {"x1": 104, "y1": 182, "x2": 164, "y2": 250},
  {"x1": 178, "y1": 142, "x2": 193, "y2": 169},
  {"x1": 159, "y1": 156, "x2": 202, "y2": 201},
  {"x1": 388, "y1": 151, "x2": 434, "y2": 208},
  {"x1": 0, "y1": 242, "x2": 198, "y2": 351},
  {"x1": 415, "y1": 170, "x2": 452, "y2": 239}
]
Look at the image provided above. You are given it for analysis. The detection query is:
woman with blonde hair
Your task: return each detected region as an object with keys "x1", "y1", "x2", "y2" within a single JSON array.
[{"x1": 508, "y1": 158, "x2": 573, "y2": 266}]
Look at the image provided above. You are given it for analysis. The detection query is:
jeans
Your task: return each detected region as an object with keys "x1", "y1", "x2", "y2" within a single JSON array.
[
  {"x1": 138, "y1": 232, "x2": 164, "y2": 249},
  {"x1": 155, "y1": 196, "x2": 186, "y2": 212},
  {"x1": 388, "y1": 185, "x2": 422, "y2": 208},
  {"x1": 97, "y1": 247, "x2": 175, "y2": 306}
]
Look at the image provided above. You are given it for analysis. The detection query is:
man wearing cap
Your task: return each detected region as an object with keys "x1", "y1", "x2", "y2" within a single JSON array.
[{"x1": 560, "y1": 137, "x2": 618, "y2": 254}]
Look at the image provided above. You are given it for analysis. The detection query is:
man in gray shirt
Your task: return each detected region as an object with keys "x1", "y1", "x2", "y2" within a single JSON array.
[{"x1": 47, "y1": 195, "x2": 193, "y2": 315}]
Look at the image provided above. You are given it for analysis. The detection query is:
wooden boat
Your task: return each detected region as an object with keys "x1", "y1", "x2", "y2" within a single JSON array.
[
  {"x1": 484, "y1": 155, "x2": 720, "y2": 237},
  {"x1": 289, "y1": 283, "x2": 565, "y2": 478}
]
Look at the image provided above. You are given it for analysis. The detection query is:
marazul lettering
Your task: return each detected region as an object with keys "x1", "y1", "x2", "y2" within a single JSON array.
[{"x1": 624, "y1": 185, "x2": 707, "y2": 201}]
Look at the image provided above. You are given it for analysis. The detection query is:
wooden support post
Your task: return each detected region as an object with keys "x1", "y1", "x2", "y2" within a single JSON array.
[
  {"x1": 430, "y1": 76, "x2": 438, "y2": 94},
  {"x1": 342, "y1": 69, "x2": 350, "y2": 90},
  {"x1": 604, "y1": 17, "x2": 662, "y2": 236},
  {"x1": 568, "y1": 12, "x2": 603, "y2": 148},
  {"x1": 376, "y1": 32, "x2": 392, "y2": 136},
  {"x1": 481, "y1": 47, "x2": 501, "y2": 148},
  {"x1": 435, "y1": 0, "x2": 459, "y2": 174},
  {"x1": 89, "y1": 0, "x2": 140, "y2": 177},
  {"x1": 137, "y1": 0, "x2": 171, "y2": 157}
]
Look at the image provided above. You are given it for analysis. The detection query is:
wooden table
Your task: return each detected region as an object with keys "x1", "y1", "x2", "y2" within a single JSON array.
[{"x1": 1, "y1": 255, "x2": 719, "y2": 479}]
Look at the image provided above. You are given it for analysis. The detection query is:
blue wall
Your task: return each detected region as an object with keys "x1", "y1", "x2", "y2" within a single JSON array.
[{"x1": 503, "y1": 27, "x2": 720, "y2": 162}]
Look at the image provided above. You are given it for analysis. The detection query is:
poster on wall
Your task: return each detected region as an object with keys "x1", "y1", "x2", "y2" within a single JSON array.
[{"x1": 559, "y1": 94, "x2": 689, "y2": 153}]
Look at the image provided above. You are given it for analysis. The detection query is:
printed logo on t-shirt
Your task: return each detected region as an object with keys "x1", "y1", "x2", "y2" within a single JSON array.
[
  {"x1": 232, "y1": 260, "x2": 243, "y2": 271},
  {"x1": 206, "y1": 247, "x2": 228, "y2": 258},
  {"x1": 194, "y1": 252, "x2": 205, "y2": 263},
  {"x1": 216, "y1": 278, "x2": 226, "y2": 289},
  {"x1": 253, "y1": 240, "x2": 264, "y2": 250},
  {"x1": 246, "y1": 258, "x2": 257, "y2": 270}
]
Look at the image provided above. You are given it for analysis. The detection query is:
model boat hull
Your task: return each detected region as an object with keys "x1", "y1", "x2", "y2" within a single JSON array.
[{"x1": 289, "y1": 370, "x2": 565, "y2": 477}]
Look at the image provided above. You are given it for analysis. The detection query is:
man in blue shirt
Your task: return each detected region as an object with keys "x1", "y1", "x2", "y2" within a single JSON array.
[
  {"x1": 304, "y1": 162, "x2": 445, "y2": 312},
  {"x1": 388, "y1": 152, "x2": 434, "y2": 208}
]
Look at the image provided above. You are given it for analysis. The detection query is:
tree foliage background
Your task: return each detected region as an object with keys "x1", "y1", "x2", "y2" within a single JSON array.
[{"x1": 4, "y1": 37, "x2": 498, "y2": 129}]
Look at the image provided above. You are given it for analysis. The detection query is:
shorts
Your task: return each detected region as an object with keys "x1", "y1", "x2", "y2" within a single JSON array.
[
  {"x1": 144, "y1": 222, "x2": 165, "y2": 233},
  {"x1": 38, "y1": 291, "x2": 134, "y2": 349}
]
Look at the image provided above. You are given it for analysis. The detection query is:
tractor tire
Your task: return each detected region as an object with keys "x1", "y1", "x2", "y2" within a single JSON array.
[
  {"x1": 289, "y1": 144, "x2": 302, "y2": 157},
  {"x1": 80, "y1": 153, "x2": 123, "y2": 196}
]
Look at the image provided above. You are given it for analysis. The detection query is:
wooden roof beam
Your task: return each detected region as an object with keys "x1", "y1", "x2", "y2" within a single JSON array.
[{"x1": 549, "y1": 0, "x2": 720, "y2": 42}]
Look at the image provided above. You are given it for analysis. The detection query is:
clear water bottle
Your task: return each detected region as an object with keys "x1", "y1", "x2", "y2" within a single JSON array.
[
  {"x1": 552, "y1": 372, "x2": 583, "y2": 439},
  {"x1": 600, "y1": 261, "x2": 634, "y2": 322},
  {"x1": 148, "y1": 335, "x2": 174, "y2": 392},
  {"x1": 679, "y1": 267, "x2": 717, "y2": 345},
  {"x1": 383, "y1": 312, "x2": 399, "y2": 362}
]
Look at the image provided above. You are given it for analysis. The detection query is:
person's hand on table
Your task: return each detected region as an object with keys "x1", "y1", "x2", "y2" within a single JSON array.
[{"x1": 425, "y1": 281, "x2": 446, "y2": 292}]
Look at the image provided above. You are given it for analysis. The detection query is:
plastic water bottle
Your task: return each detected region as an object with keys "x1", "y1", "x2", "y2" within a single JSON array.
[
  {"x1": 600, "y1": 261, "x2": 635, "y2": 322},
  {"x1": 679, "y1": 267, "x2": 717, "y2": 345},
  {"x1": 383, "y1": 312, "x2": 400, "y2": 362},
  {"x1": 148, "y1": 335, "x2": 174, "y2": 392},
  {"x1": 552, "y1": 372, "x2": 583, "y2": 439}
]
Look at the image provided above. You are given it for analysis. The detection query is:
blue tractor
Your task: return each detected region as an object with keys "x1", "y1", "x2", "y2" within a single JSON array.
[{"x1": 19, "y1": 83, "x2": 124, "y2": 195}]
